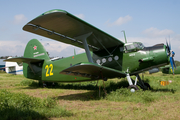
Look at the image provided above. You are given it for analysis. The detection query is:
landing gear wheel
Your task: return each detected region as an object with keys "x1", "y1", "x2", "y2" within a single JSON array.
[
  {"x1": 128, "y1": 85, "x2": 139, "y2": 92},
  {"x1": 144, "y1": 83, "x2": 151, "y2": 90}
]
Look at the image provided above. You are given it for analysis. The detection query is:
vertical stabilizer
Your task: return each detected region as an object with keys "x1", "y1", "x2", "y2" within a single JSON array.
[
  {"x1": 24, "y1": 39, "x2": 50, "y2": 60},
  {"x1": 23, "y1": 39, "x2": 49, "y2": 80}
]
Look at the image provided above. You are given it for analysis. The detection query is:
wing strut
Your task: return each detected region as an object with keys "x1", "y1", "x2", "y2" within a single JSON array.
[{"x1": 75, "y1": 32, "x2": 94, "y2": 63}]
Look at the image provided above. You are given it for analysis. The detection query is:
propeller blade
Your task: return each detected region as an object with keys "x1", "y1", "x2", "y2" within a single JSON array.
[
  {"x1": 166, "y1": 37, "x2": 175, "y2": 74},
  {"x1": 170, "y1": 57, "x2": 174, "y2": 74},
  {"x1": 172, "y1": 55, "x2": 176, "y2": 69},
  {"x1": 166, "y1": 39, "x2": 170, "y2": 53}
]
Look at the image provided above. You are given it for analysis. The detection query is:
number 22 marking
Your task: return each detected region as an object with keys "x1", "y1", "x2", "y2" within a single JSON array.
[{"x1": 45, "y1": 64, "x2": 53, "y2": 77}]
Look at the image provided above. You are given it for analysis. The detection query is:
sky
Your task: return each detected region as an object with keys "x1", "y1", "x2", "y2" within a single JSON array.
[{"x1": 0, "y1": 0, "x2": 180, "y2": 60}]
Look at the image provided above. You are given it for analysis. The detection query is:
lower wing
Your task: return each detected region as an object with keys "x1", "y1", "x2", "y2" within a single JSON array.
[{"x1": 60, "y1": 62, "x2": 126, "y2": 80}]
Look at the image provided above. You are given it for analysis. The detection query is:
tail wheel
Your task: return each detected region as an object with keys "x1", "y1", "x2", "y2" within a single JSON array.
[{"x1": 128, "y1": 85, "x2": 139, "y2": 92}]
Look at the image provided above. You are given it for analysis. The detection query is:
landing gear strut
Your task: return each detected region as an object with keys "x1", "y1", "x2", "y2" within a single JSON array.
[
  {"x1": 136, "y1": 74, "x2": 151, "y2": 90},
  {"x1": 126, "y1": 72, "x2": 139, "y2": 92},
  {"x1": 126, "y1": 72, "x2": 151, "y2": 92}
]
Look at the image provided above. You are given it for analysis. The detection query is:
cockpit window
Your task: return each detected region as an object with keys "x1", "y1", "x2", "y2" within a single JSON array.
[
  {"x1": 125, "y1": 44, "x2": 135, "y2": 50},
  {"x1": 124, "y1": 42, "x2": 145, "y2": 52},
  {"x1": 134, "y1": 42, "x2": 145, "y2": 49},
  {"x1": 138, "y1": 43, "x2": 145, "y2": 49},
  {"x1": 134, "y1": 43, "x2": 139, "y2": 48}
]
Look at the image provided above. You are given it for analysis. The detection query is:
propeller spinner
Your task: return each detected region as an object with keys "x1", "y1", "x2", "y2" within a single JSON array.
[{"x1": 166, "y1": 40, "x2": 176, "y2": 74}]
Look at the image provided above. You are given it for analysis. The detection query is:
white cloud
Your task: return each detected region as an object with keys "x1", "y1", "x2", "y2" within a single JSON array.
[
  {"x1": 75, "y1": 14, "x2": 85, "y2": 19},
  {"x1": 143, "y1": 27, "x2": 174, "y2": 37},
  {"x1": 41, "y1": 40, "x2": 84, "y2": 57},
  {"x1": 0, "y1": 41, "x2": 26, "y2": 56},
  {"x1": 107, "y1": 15, "x2": 132, "y2": 26},
  {"x1": 0, "y1": 39, "x2": 84, "y2": 57},
  {"x1": 13, "y1": 14, "x2": 27, "y2": 24},
  {"x1": 41, "y1": 41, "x2": 70, "y2": 53}
]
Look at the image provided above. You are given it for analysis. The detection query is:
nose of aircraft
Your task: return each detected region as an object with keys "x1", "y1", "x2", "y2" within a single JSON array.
[{"x1": 166, "y1": 41, "x2": 176, "y2": 74}]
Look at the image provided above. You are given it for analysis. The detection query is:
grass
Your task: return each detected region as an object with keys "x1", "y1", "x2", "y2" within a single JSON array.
[{"x1": 0, "y1": 72, "x2": 180, "y2": 119}]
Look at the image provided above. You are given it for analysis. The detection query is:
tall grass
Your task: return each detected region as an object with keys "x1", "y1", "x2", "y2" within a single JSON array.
[{"x1": 0, "y1": 89, "x2": 72, "y2": 120}]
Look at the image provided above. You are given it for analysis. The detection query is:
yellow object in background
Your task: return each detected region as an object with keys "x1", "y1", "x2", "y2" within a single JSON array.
[{"x1": 160, "y1": 81, "x2": 169, "y2": 86}]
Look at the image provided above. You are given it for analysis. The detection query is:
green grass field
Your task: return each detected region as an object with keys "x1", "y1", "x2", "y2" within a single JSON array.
[{"x1": 0, "y1": 72, "x2": 180, "y2": 120}]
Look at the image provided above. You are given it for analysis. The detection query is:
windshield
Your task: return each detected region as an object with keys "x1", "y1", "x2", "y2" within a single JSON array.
[
  {"x1": 124, "y1": 42, "x2": 145, "y2": 52},
  {"x1": 125, "y1": 44, "x2": 135, "y2": 50},
  {"x1": 134, "y1": 42, "x2": 145, "y2": 49}
]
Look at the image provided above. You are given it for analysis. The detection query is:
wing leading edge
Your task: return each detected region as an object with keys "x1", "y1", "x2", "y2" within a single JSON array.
[
  {"x1": 23, "y1": 9, "x2": 124, "y2": 52},
  {"x1": 60, "y1": 62, "x2": 126, "y2": 80}
]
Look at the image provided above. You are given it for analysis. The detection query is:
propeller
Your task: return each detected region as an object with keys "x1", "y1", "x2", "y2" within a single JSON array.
[{"x1": 166, "y1": 40, "x2": 176, "y2": 74}]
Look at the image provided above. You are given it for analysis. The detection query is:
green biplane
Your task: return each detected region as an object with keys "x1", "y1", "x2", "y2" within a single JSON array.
[{"x1": 5, "y1": 9, "x2": 176, "y2": 92}]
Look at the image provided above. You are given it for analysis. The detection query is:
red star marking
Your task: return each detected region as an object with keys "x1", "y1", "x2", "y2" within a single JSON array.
[{"x1": 33, "y1": 45, "x2": 37, "y2": 50}]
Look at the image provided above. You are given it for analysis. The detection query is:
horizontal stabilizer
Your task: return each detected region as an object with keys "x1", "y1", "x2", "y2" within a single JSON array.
[
  {"x1": 60, "y1": 62, "x2": 126, "y2": 80},
  {"x1": 4, "y1": 57, "x2": 44, "y2": 63}
]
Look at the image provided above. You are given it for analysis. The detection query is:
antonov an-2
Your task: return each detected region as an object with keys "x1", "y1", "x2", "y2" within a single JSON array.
[{"x1": 5, "y1": 9, "x2": 176, "y2": 92}]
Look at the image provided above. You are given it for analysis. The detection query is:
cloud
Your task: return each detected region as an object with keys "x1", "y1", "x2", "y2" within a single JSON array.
[
  {"x1": 143, "y1": 27, "x2": 174, "y2": 37},
  {"x1": 13, "y1": 14, "x2": 27, "y2": 24},
  {"x1": 75, "y1": 14, "x2": 85, "y2": 19},
  {"x1": 107, "y1": 15, "x2": 132, "y2": 26},
  {"x1": 77, "y1": 49, "x2": 85, "y2": 54},
  {"x1": 0, "y1": 41, "x2": 26, "y2": 56},
  {"x1": 0, "y1": 39, "x2": 84, "y2": 57},
  {"x1": 41, "y1": 41, "x2": 70, "y2": 53}
]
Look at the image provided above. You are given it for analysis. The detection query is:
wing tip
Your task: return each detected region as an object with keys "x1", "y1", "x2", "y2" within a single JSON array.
[
  {"x1": 42, "y1": 9, "x2": 67, "y2": 15},
  {"x1": 23, "y1": 9, "x2": 67, "y2": 31}
]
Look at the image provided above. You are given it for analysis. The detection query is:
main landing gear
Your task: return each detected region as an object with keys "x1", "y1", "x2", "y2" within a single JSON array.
[{"x1": 126, "y1": 73, "x2": 151, "y2": 92}]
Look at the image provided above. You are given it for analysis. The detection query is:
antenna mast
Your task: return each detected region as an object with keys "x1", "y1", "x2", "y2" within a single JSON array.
[{"x1": 121, "y1": 30, "x2": 127, "y2": 43}]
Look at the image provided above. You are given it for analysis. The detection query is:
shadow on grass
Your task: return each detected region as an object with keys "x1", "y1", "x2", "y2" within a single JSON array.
[
  {"x1": 21, "y1": 80, "x2": 129, "y2": 91},
  {"x1": 54, "y1": 91, "x2": 100, "y2": 101},
  {"x1": 150, "y1": 88, "x2": 176, "y2": 93},
  {"x1": 143, "y1": 78, "x2": 176, "y2": 93},
  {"x1": 0, "y1": 107, "x2": 48, "y2": 120},
  {"x1": 21, "y1": 79, "x2": 176, "y2": 94}
]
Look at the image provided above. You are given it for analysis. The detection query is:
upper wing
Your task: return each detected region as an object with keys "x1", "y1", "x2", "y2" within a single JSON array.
[
  {"x1": 23, "y1": 9, "x2": 124, "y2": 51},
  {"x1": 60, "y1": 62, "x2": 126, "y2": 80}
]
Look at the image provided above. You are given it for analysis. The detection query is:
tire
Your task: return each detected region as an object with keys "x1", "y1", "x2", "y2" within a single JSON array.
[{"x1": 128, "y1": 85, "x2": 139, "y2": 92}]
